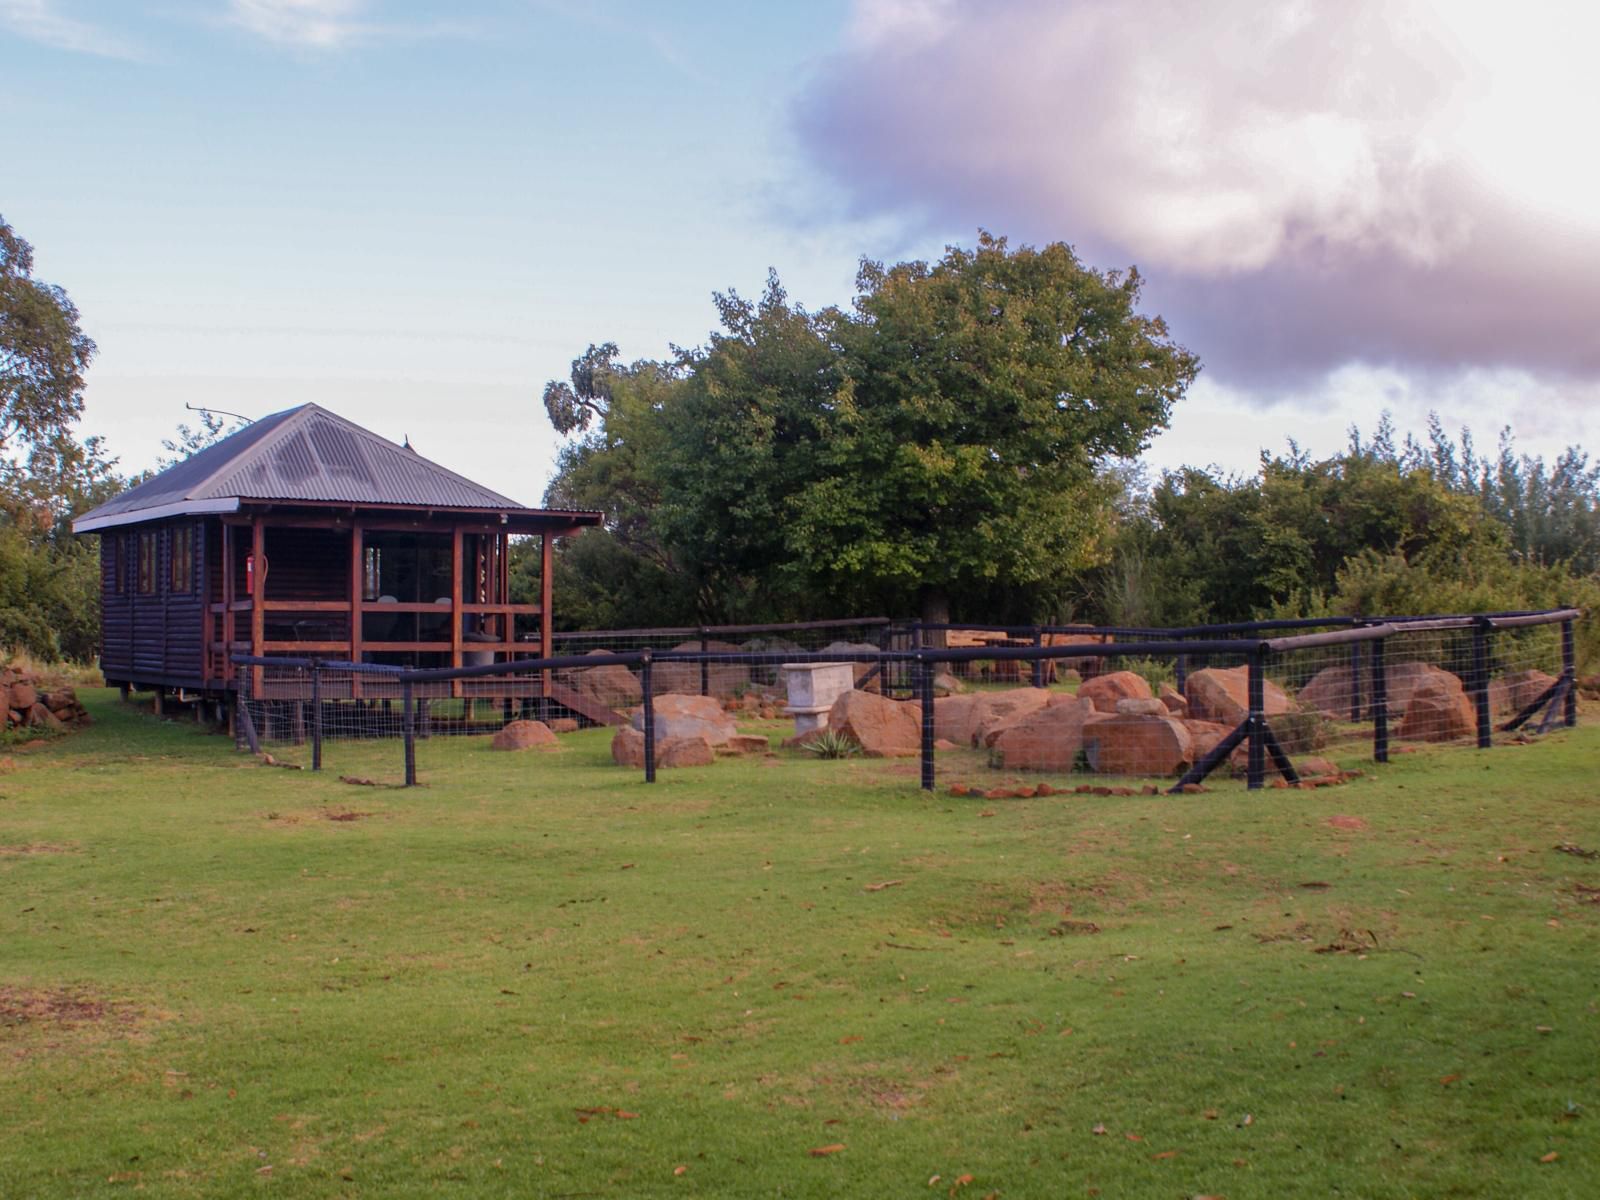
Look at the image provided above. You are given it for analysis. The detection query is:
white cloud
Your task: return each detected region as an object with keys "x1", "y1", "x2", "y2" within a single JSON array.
[
  {"x1": 0, "y1": 0, "x2": 144, "y2": 58},
  {"x1": 796, "y1": 0, "x2": 1600, "y2": 384},
  {"x1": 228, "y1": 0, "x2": 371, "y2": 48},
  {"x1": 226, "y1": 0, "x2": 470, "y2": 50}
]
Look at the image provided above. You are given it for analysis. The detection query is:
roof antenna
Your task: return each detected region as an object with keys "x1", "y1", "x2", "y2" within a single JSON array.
[
  {"x1": 403, "y1": 434, "x2": 414, "y2": 451},
  {"x1": 185, "y1": 402, "x2": 255, "y2": 425}
]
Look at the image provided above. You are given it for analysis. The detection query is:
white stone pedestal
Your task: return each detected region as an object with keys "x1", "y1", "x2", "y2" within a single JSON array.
[{"x1": 781, "y1": 662, "x2": 857, "y2": 735}]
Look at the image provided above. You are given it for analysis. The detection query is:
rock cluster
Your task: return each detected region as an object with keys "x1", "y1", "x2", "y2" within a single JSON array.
[
  {"x1": 609, "y1": 693, "x2": 775, "y2": 769},
  {"x1": 3, "y1": 668, "x2": 90, "y2": 733}
]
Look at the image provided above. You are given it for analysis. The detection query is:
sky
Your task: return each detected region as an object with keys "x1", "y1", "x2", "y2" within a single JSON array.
[{"x1": 3, "y1": 0, "x2": 1597, "y2": 507}]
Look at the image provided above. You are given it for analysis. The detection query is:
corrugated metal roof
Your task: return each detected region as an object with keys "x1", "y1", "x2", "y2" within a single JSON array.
[{"x1": 73, "y1": 404, "x2": 599, "y2": 531}]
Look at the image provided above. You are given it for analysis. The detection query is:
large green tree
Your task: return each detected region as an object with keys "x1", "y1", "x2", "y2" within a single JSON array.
[
  {"x1": 538, "y1": 235, "x2": 1198, "y2": 626},
  {"x1": 796, "y1": 234, "x2": 1196, "y2": 622}
]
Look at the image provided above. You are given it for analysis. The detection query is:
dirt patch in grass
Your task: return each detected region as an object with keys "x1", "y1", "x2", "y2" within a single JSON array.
[
  {"x1": 259, "y1": 808, "x2": 380, "y2": 826},
  {"x1": 1326, "y1": 815, "x2": 1369, "y2": 831},
  {"x1": 0, "y1": 986, "x2": 131, "y2": 1032},
  {"x1": 0, "y1": 843, "x2": 75, "y2": 856}
]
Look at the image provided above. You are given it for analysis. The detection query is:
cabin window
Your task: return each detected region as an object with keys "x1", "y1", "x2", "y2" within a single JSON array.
[
  {"x1": 170, "y1": 525, "x2": 194, "y2": 594},
  {"x1": 137, "y1": 531, "x2": 158, "y2": 595}
]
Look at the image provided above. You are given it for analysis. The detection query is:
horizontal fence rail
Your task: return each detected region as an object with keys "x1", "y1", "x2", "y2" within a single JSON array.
[{"x1": 231, "y1": 607, "x2": 1583, "y2": 792}]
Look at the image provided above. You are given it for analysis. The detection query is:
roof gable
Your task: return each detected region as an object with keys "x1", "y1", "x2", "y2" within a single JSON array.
[{"x1": 74, "y1": 404, "x2": 535, "y2": 532}]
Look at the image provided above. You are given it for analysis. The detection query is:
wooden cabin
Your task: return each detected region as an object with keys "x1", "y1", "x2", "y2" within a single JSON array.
[{"x1": 72, "y1": 404, "x2": 601, "y2": 705}]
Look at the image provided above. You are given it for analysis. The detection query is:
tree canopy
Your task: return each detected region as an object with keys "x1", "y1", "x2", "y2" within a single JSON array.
[
  {"x1": 536, "y1": 233, "x2": 1199, "y2": 625},
  {"x1": 1, "y1": 216, "x2": 96, "y2": 470}
]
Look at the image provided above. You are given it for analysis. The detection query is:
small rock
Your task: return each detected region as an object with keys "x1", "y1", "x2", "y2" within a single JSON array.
[{"x1": 491, "y1": 720, "x2": 559, "y2": 751}]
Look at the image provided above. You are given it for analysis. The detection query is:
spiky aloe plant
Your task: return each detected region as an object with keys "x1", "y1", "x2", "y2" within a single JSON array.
[{"x1": 801, "y1": 729, "x2": 861, "y2": 759}]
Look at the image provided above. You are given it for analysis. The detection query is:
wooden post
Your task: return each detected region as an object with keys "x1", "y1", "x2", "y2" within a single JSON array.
[
  {"x1": 402, "y1": 678, "x2": 416, "y2": 787},
  {"x1": 250, "y1": 516, "x2": 265, "y2": 697},
  {"x1": 1371, "y1": 634, "x2": 1389, "y2": 764},
  {"x1": 349, "y1": 521, "x2": 364, "y2": 697},
  {"x1": 450, "y1": 525, "x2": 464, "y2": 698},
  {"x1": 540, "y1": 530, "x2": 554, "y2": 702},
  {"x1": 311, "y1": 664, "x2": 323, "y2": 772},
  {"x1": 1246, "y1": 648, "x2": 1265, "y2": 790},
  {"x1": 640, "y1": 653, "x2": 656, "y2": 784},
  {"x1": 1030, "y1": 627, "x2": 1044, "y2": 689},
  {"x1": 918, "y1": 654, "x2": 935, "y2": 792},
  {"x1": 221, "y1": 523, "x2": 235, "y2": 686},
  {"x1": 200, "y1": 525, "x2": 213, "y2": 687},
  {"x1": 700, "y1": 628, "x2": 710, "y2": 697}
]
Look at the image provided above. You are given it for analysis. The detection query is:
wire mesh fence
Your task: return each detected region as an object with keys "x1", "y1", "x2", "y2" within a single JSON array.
[{"x1": 232, "y1": 608, "x2": 1582, "y2": 791}]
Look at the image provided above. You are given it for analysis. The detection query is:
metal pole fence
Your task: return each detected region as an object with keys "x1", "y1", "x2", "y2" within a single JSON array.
[
  {"x1": 310, "y1": 664, "x2": 322, "y2": 772},
  {"x1": 641, "y1": 653, "x2": 656, "y2": 784}
]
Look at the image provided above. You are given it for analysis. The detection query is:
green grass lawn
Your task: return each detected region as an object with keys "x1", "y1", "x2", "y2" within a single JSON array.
[{"x1": 2, "y1": 689, "x2": 1597, "y2": 1198}]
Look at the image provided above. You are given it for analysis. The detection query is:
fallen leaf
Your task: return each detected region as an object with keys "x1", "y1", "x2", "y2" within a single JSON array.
[
  {"x1": 1540, "y1": 1152, "x2": 1559, "y2": 1163},
  {"x1": 615, "y1": 1110, "x2": 640, "y2": 1120},
  {"x1": 928, "y1": 1175, "x2": 941, "y2": 1186},
  {"x1": 864, "y1": 879, "x2": 904, "y2": 892},
  {"x1": 1241, "y1": 1114, "x2": 1254, "y2": 1127},
  {"x1": 1091, "y1": 1123, "x2": 1107, "y2": 1135},
  {"x1": 1536, "y1": 1025, "x2": 1553, "y2": 1034},
  {"x1": 1439, "y1": 1074, "x2": 1461, "y2": 1086},
  {"x1": 809, "y1": 1144, "x2": 846, "y2": 1157},
  {"x1": 673, "y1": 1165, "x2": 688, "y2": 1176},
  {"x1": 1152, "y1": 1149, "x2": 1179, "y2": 1160},
  {"x1": 953, "y1": 1174, "x2": 974, "y2": 1187},
  {"x1": 839, "y1": 1035, "x2": 863, "y2": 1044},
  {"x1": 620, "y1": 863, "x2": 636, "y2": 870},
  {"x1": 1202, "y1": 1109, "x2": 1219, "y2": 1120},
  {"x1": 1125, "y1": 1133, "x2": 1144, "y2": 1142}
]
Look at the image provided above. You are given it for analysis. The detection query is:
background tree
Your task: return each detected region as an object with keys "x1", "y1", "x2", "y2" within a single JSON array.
[
  {"x1": 522, "y1": 348, "x2": 702, "y2": 627},
  {"x1": 0, "y1": 215, "x2": 116, "y2": 662},
  {"x1": 156, "y1": 407, "x2": 246, "y2": 470},
  {"x1": 1, "y1": 216, "x2": 96, "y2": 470}
]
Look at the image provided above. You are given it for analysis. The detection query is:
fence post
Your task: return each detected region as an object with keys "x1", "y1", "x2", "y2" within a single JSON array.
[
  {"x1": 1246, "y1": 647, "x2": 1266, "y2": 790},
  {"x1": 1471, "y1": 617, "x2": 1492, "y2": 750},
  {"x1": 699, "y1": 628, "x2": 710, "y2": 697},
  {"x1": 402, "y1": 678, "x2": 416, "y2": 787},
  {"x1": 1174, "y1": 651, "x2": 1187, "y2": 694},
  {"x1": 917, "y1": 652, "x2": 935, "y2": 792},
  {"x1": 641, "y1": 652, "x2": 656, "y2": 784},
  {"x1": 1030, "y1": 627, "x2": 1045, "y2": 689},
  {"x1": 310, "y1": 664, "x2": 322, "y2": 772},
  {"x1": 877, "y1": 624, "x2": 894, "y2": 698},
  {"x1": 1371, "y1": 634, "x2": 1389, "y2": 764},
  {"x1": 1562, "y1": 618, "x2": 1578, "y2": 728}
]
